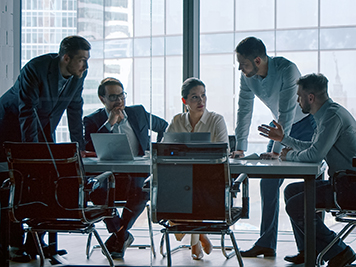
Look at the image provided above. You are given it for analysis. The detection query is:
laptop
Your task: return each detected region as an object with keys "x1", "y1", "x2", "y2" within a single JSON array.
[
  {"x1": 91, "y1": 133, "x2": 144, "y2": 161},
  {"x1": 163, "y1": 132, "x2": 211, "y2": 143}
]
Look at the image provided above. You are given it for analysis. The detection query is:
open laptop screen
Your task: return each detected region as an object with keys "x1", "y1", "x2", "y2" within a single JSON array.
[{"x1": 90, "y1": 133, "x2": 134, "y2": 161}]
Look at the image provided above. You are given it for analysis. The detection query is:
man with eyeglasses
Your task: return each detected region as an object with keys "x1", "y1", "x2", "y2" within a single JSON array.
[{"x1": 83, "y1": 77, "x2": 168, "y2": 258}]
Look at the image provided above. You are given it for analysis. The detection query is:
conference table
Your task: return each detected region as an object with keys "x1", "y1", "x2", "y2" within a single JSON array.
[{"x1": 83, "y1": 156, "x2": 325, "y2": 267}]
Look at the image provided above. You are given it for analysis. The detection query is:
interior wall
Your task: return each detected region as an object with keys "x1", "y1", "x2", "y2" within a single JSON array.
[{"x1": 0, "y1": 0, "x2": 20, "y2": 95}]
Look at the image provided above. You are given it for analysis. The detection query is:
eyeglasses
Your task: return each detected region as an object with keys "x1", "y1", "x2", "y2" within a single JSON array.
[{"x1": 106, "y1": 92, "x2": 127, "y2": 102}]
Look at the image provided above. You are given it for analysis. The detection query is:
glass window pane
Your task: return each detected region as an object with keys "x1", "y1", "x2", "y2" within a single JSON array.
[
  {"x1": 276, "y1": 0, "x2": 317, "y2": 28},
  {"x1": 166, "y1": 0, "x2": 182, "y2": 35},
  {"x1": 133, "y1": 57, "x2": 165, "y2": 117},
  {"x1": 276, "y1": 51, "x2": 318, "y2": 76},
  {"x1": 235, "y1": 32, "x2": 275, "y2": 53},
  {"x1": 166, "y1": 56, "x2": 183, "y2": 122},
  {"x1": 105, "y1": 1, "x2": 133, "y2": 39},
  {"x1": 89, "y1": 40, "x2": 104, "y2": 59},
  {"x1": 321, "y1": 0, "x2": 356, "y2": 27},
  {"x1": 200, "y1": 0, "x2": 234, "y2": 33},
  {"x1": 321, "y1": 51, "x2": 356, "y2": 118},
  {"x1": 166, "y1": 36, "x2": 183, "y2": 56},
  {"x1": 276, "y1": 29, "x2": 318, "y2": 51},
  {"x1": 321, "y1": 27, "x2": 356, "y2": 50},
  {"x1": 104, "y1": 39, "x2": 133, "y2": 58},
  {"x1": 201, "y1": 33, "x2": 234, "y2": 54},
  {"x1": 201, "y1": 54, "x2": 234, "y2": 134},
  {"x1": 133, "y1": 37, "x2": 164, "y2": 57},
  {"x1": 77, "y1": 4, "x2": 104, "y2": 40},
  {"x1": 235, "y1": 0, "x2": 274, "y2": 31},
  {"x1": 134, "y1": 0, "x2": 164, "y2": 37},
  {"x1": 103, "y1": 58, "x2": 133, "y2": 103}
]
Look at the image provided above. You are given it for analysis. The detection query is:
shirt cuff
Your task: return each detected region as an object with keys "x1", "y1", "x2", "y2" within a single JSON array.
[
  {"x1": 235, "y1": 139, "x2": 248, "y2": 151},
  {"x1": 272, "y1": 141, "x2": 283, "y2": 154},
  {"x1": 104, "y1": 121, "x2": 114, "y2": 132}
]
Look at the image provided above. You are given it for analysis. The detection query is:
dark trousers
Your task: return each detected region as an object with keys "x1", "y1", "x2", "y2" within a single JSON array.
[
  {"x1": 89, "y1": 174, "x2": 149, "y2": 236},
  {"x1": 284, "y1": 180, "x2": 346, "y2": 260},
  {"x1": 256, "y1": 114, "x2": 316, "y2": 249}
]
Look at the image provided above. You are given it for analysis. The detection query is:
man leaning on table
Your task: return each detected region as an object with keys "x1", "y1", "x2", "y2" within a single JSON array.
[
  {"x1": 83, "y1": 77, "x2": 168, "y2": 259},
  {"x1": 258, "y1": 73, "x2": 356, "y2": 266},
  {"x1": 231, "y1": 36, "x2": 316, "y2": 257}
]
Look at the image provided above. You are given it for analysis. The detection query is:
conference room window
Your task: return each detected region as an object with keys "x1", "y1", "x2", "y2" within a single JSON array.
[{"x1": 19, "y1": 0, "x2": 356, "y2": 154}]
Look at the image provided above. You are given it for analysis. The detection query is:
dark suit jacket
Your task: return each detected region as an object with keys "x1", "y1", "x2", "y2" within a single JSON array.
[
  {"x1": 84, "y1": 105, "x2": 168, "y2": 155},
  {"x1": 0, "y1": 53, "x2": 85, "y2": 160}
]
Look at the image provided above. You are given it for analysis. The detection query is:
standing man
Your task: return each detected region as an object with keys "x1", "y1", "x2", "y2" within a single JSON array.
[
  {"x1": 0, "y1": 35, "x2": 91, "y2": 262},
  {"x1": 232, "y1": 37, "x2": 316, "y2": 257},
  {"x1": 0, "y1": 35, "x2": 90, "y2": 160},
  {"x1": 84, "y1": 77, "x2": 168, "y2": 258},
  {"x1": 258, "y1": 73, "x2": 356, "y2": 266}
]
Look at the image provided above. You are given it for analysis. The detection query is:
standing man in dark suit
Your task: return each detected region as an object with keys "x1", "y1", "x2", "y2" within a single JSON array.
[
  {"x1": 0, "y1": 35, "x2": 91, "y2": 262},
  {"x1": 0, "y1": 35, "x2": 90, "y2": 160},
  {"x1": 84, "y1": 77, "x2": 168, "y2": 258}
]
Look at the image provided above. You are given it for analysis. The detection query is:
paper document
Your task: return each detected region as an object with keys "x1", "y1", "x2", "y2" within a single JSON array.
[{"x1": 241, "y1": 153, "x2": 260, "y2": 159}]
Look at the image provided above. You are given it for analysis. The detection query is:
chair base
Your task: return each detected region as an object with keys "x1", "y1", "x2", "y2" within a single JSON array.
[
  {"x1": 159, "y1": 223, "x2": 243, "y2": 267},
  {"x1": 317, "y1": 214, "x2": 356, "y2": 267},
  {"x1": 29, "y1": 224, "x2": 114, "y2": 267}
]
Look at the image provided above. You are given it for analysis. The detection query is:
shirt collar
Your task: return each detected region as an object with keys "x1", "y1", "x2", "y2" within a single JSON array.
[
  {"x1": 313, "y1": 98, "x2": 333, "y2": 123},
  {"x1": 184, "y1": 109, "x2": 209, "y2": 129}
]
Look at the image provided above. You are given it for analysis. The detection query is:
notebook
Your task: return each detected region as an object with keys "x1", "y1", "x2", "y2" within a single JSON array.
[
  {"x1": 163, "y1": 132, "x2": 211, "y2": 143},
  {"x1": 91, "y1": 133, "x2": 144, "y2": 161}
]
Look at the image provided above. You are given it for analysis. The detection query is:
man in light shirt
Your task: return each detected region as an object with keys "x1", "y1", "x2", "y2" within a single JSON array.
[
  {"x1": 258, "y1": 73, "x2": 356, "y2": 266},
  {"x1": 232, "y1": 37, "x2": 316, "y2": 257}
]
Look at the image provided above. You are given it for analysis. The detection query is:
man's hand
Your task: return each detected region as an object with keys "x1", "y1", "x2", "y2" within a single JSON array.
[
  {"x1": 258, "y1": 120, "x2": 284, "y2": 142},
  {"x1": 108, "y1": 106, "x2": 125, "y2": 126},
  {"x1": 260, "y1": 152, "x2": 280, "y2": 160},
  {"x1": 280, "y1": 147, "x2": 293, "y2": 161},
  {"x1": 230, "y1": 150, "x2": 245, "y2": 158},
  {"x1": 81, "y1": 150, "x2": 97, "y2": 158}
]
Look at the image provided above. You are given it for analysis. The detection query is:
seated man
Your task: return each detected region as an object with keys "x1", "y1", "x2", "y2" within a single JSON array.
[
  {"x1": 84, "y1": 77, "x2": 168, "y2": 258},
  {"x1": 258, "y1": 73, "x2": 356, "y2": 266}
]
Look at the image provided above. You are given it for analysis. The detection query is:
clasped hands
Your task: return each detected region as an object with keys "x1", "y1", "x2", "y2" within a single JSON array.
[{"x1": 108, "y1": 106, "x2": 125, "y2": 126}]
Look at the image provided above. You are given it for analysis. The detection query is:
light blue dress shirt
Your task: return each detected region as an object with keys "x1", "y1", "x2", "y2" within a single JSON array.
[
  {"x1": 283, "y1": 98, "x2": 356, "y2": 177},
  {"x1": 235, "y1": 56, "x2": 307, "y2": 153}
]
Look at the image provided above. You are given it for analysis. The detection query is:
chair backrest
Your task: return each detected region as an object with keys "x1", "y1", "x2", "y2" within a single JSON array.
[
  {"x1": 332, "y1": 169, "x2": 356, "y2": 211},
  {"x1": 151, "y1": 142, "x2": 231, "y2": 223},
  {"x1": 4, "y1": 142, "x2": 86, "y2": 222},
  {"x1": 228, "y1": 135, "x2": 236, "y2": 153}
]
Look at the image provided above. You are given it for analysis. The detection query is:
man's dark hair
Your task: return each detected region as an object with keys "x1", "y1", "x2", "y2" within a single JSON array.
[
  {"x1": 181, "y1": 77, "x2": 205, "y2": 99},
  {"x1": 58, "y1": 35, "x2": 91, "y2": 58},
  {"x1": 235, "y1": 37, "x2": 267, "y2": 61},
  {"x1": 297, "y1": 73, "x2": 329, "y2": 96},
  {"x1": 98, "y1": 77, "x2": 124, "y2": 97}
]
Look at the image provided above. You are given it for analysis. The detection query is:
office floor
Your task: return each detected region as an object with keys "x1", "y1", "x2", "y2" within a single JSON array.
[
  {"x1": 8, "y1": 178, "x2": 356, "y2": 267},
  {"x1": 8, "y1": 220, "x2": 356, "y2": 267}
]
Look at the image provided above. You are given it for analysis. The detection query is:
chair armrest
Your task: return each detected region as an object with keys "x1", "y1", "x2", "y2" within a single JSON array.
[
  {"x1": 231, "y1": 173, "x2": 248, "y2": 193},
  {"x1": 231, "y1": 173, "x2": 249, "y2": 219},
  {"x1": 92, "y1": 171, "x2": 116, "y2": 208},
  {"x1": 142, "y1": 175, "x2": 151, "y2": 193}
]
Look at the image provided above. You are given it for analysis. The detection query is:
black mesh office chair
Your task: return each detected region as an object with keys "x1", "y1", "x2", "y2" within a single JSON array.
[
  {"x1": 150, "y1": 142, "x2": 249, "y2": 267},
  {"x1": 317, "y1": 169, "x2": 356, "y2": 267},
  {"x1": 4, "y1": 141, "x2": 116, "y2": 267}
]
